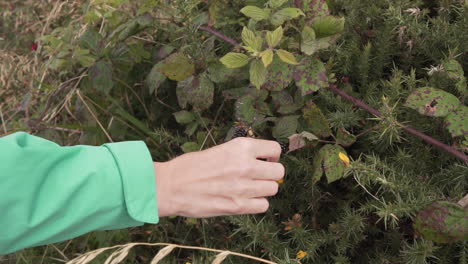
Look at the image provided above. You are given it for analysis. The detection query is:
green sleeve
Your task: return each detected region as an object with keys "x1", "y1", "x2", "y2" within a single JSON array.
[{"x1": 0, "y1": 132, "x2": 159, "y2": 255}]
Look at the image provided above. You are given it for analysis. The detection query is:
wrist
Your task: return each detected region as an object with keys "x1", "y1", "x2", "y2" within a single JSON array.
[{"x1": 153, "y1": 161, "x2": 177, "y2": 217}]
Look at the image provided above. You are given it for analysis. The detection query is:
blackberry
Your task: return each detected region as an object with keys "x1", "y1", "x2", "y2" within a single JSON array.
[
  {"x1": 232, "y1": 126, "x2": 248, "y2": 138},
  {"x1": 278, "y1": 141, "x2": 288, "y2": 155}
]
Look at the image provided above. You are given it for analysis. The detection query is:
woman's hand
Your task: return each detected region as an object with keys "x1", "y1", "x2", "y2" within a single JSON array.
[{"x1": 153, "y1": 137, "x2": 285, "y2": 218}]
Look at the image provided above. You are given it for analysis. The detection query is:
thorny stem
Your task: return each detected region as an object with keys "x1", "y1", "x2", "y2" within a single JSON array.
[{"x1": 199, "y1": 25, "x2": 468, "y2": 163}]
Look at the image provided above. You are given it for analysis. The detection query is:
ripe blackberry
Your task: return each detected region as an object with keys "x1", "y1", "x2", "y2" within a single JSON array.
[
  {"x1": 232, "y1": 126, "x2": 248, "y2": 138},
  {"x1": 278, "y1": 141, "x2": 288, "y2": 155}
]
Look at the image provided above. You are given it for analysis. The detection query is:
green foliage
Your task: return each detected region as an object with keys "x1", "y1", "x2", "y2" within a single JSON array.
[
  {"x1": 5, "y1": 0, "x2": 468, "y2": 263},
  {"x1": 413, "y1": 201, "x2": 468, "y2": 244}
]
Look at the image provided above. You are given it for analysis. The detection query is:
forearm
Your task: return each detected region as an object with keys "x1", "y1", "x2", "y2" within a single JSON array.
[{"x1": 0, "y1": 132, "x2": 159, "y2": 254}]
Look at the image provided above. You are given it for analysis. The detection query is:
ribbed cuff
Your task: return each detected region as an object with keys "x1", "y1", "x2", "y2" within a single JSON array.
[{"x1": 103, "y1": 141, "x2": 159, "y2": 224}]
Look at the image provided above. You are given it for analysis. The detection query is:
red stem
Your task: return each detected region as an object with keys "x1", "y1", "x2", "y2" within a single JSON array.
[
  {"x1": 199, "y1": 25, "x2": 240, "y2": 47},
  {"x1": 329, "y1": 85, "x2": 468, "y2": 163},
  {"x1": 199, "y1": 25, "x2": 468, "y2": 163}
]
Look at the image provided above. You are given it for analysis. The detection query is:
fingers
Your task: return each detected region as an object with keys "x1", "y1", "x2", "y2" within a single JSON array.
[
  {"x1": 250, "y1": 160, "x2": 285, "y2": 181},
  {"x1": 235, "y1": 137, "x2": 282, "y2": 162},
  {"x1": 249, "y1": 180, "x2": 279, "y2": 198},
  {"x1": 240, "y1": 198, "x2": 270, "y2": 214}
]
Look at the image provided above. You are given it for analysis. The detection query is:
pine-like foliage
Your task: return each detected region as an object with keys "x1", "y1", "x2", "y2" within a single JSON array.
[{"x1": 2, "y1": 0, "x2": 467, "y2": 263}]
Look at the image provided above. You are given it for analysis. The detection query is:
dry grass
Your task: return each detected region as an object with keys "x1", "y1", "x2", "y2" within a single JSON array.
[{"x1": 65, "y1": 242, "x2": 277, "y2": 264}]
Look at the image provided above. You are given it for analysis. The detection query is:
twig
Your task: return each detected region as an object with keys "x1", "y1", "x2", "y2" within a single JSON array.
[
  {"x1": 199, "y1": 25, "x2": 240, "y2": 46},
  {"x1": 328, "y1": 84, "x2": 468, "y2": 163},
  {"x1": 76, "y1": 90, "x2": 113, "y2": 142}
]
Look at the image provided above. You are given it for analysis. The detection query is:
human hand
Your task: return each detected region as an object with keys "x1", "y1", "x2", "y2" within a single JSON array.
[{"x1": 153, "y1": 137, "x2": 285, "y2": 218}]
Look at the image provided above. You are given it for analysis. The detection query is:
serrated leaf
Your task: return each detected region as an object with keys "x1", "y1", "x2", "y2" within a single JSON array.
[
  {"x1": 295, "y1": 0, "x2": 329, "y2": 23},
  {"x1": 443, "y1": 59, "x2": 464, "y2": 80},
  {"x1": 301, "y1": 26, "x2": 316, "y2": 55},
  {"x1": 250, "y1": 59, "x2": 267, "y2": 89},
  {"x1": 176, "y1": 74, "x2": 214, "y2": 111},
  {"x1": 270, "y1": 8, "x2": 305, "y2": 26},
  {"x1": 268, "y1": 0, "x2": 288, "y2": 8},
  {"x1": 302, "y1": 101, "x2": 331, "y2": 137},
  {"x1": 302, "y1": 37, "x2": 332, "y2": 55},
  {"x1": 181, "y1": 142, "x2": 200, "y2": 153},
  {"x1": 272, "y1": 115, "x2": 299, "y2": 139},
  {"x1": 311, "y1": 16, "x2": 345, "y2": 38},
  {"x1": 337, "y1": 128, "x2": 357, "y2": 147},
  {"x1": 277, "y1": 49, "x2": 299, "y2": 65},
  {"x1": 173, "y1": 110, "x2": 196, "y2": 124},
  {"x1": 288, "y1": 131, "x2": 319, "y2": 152},
  {"x1": 184, "y1": 121, "x2": 199, "y2": 136},
  {"x1": 235, "y1": 94, "x2": 257, "y2": 123},
  {"x1": 413, "y1": 201, "x2": 468, "y2": 243},
  {"x1": 405, "y1": 87, "x2": 461, "y2": 117},
  {"x1": 146, "y1": 62, "x2": 167, "y2": 95},
  {"x1": 207, "y1": 63, "x2": 249, "y2": 83},
  {"x1": 445, "y1": 106, "x2": 468, "y2": 137},
  {"x1": 159, "y1": 52, "x2": 195, "y2": 81},
  {"x1": 220, "y1": 52, "x2": 250, "y2": 68},
  {"x1": 262, "y1": 56, "x2": 293, "y2": 91},
  {"x1": 266, "y1": 26, "x2": 283, "y2": 48},
  {"x1": 242, "y1": 27, "x2": 260, "y2": 51},
  {"x1": 260, "y1": 49, "x2": 274, "y2": 67},
  {"x1": 240, "y1": 6, "x2": 270, "y2": 21},
  {"x1": 79, "y1": 28, "x2": 102, "y2": 53},
  {"x1": 293, "y1": 57, "x2": 328, "y2": 95},
  {"x1": 89, "y1": 60, "x2": 114, "y2": 94},
  {"x1": 321, "y1": 144, "x2": 348, "y2": 183},
  {"x1": 271, "y1": 90, "x2": 294, "y2": 109}
]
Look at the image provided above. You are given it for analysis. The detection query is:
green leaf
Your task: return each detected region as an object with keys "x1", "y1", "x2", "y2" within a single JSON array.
[
  {"x1": 270, "y1": 8, "x2": 305, "y2": 26},
  {"x1": 173, "y1": 110, "x2": 196, "y2": 125},
  {"x1": 272, "y1": 115, "x2": 300, "y2": 139},
  {"x1": 220, "y1": 52, "x2": 250, "y2": 68},
  {"x1": 262, "y1": 56, "x2": 293, "y2": 91},
  {"x1": 405, "y1": 87, "x2": 461, "y2": 117},
  {"x1": 79, "y1": 28, "x2": 102, "y2": 53},
  {"x1": 443, "y1": 59, "x2": 464, "y2": 80},
  {"x1": 337, "y1": 128, "x2": 357, "y2": 147},
  {"x1": 260, "y1": 49, "x2": 274, "y2": 67},
  {"x1": 240, "y1": 6, "x2": 270, "y2": 21},
  {"x1": 268, "y1": 0, "x2": 288, "y2": 8},
  {"x1": 184, "y1": 121, "x2": 199, "y2": 136},
  {"x1": 322, "y1": 144, "x2": 348, "y2": 183},
  {"x1": 413, "y1": 201, "x2": 468, "y2": 243},
  {"x1": 294, "y1": 0, "x2": 329, "y2": 23},
  {"x1": 76, "y1": 54, "x2": 97, "y2": 68},
  {"x1": 271, "y1": 90, "x2": 294, "y2": 109},
  {"x1": 146, "y1": 62, "x2": 167, "y2": 95},
  {"x1": 302, "y1": 37, "x2": 333, "y2": 55},
  {"x1": 311, "y1": 16, "x2": 345, "y2": 38},
  {"x1": 250, "y1": 59, "x2": 267, "y2": 89},
  {"x1": 235, "y1": 94, "x2": 257, "y2": 123},
  {"x1": 242, "y1": 27, "x2": 261, "y2": 51},
  {"x1": 276, "y1": 49, "x2": 299, "y2": 65},
  {"x1": 302, "y1": 101, "x2": 331, "y2": 137},
  {"x1": 159, "y1": 52, "x2": 195, "y2": 81},
  {"x1": 176, "y1": 74, "x2": 215, "y2": 111},
  {"x1": 293, "y1": 57, "x2": 328, "y2": 95},
  {"x1": 445, "y1": 106, "x2": 468, "y2": 137},
  {"x1": 89, "y1": 60, "x2": 114, "y2": 94},
  {"x1": 181, "y1": 142, "x2": 200, "y2": 153},
  {"x1": 266, "y1": 26, "x2": 283, "y2": 48},
  {"x1": 301, "y1": 26, "x2": 316, "y2": 55},
  {"x1": 207, "y1": 63, "x2": 249, "y2": 83}
]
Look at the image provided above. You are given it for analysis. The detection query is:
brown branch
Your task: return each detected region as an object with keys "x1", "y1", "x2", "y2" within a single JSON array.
[
  {"x1": 199, "y1": 25, "x2": 240, "y2": 46},
  {"x1": 329, "y1": 84, "x2": 468, "y2": 163},
  {"x1": 199, "y1": 26, "x2": 468, "y2": 163}
]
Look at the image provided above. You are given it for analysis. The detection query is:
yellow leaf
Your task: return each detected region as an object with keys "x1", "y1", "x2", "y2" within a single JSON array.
[
  {"x1": 260, "y1": 49, "x2": 274, "y2": 67},
  {"x1": 277, "y1": 179, "x2": 284, "y2": 184},
  {"x1": 338, "y1": 152, "x2": 350, "y2": 167},
  {"x1": 276, "y1": 49, "x2": 299, "y2": 65},
  {"x1": 296, "y1": 250, "x2": 308, "y2": 259}
]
